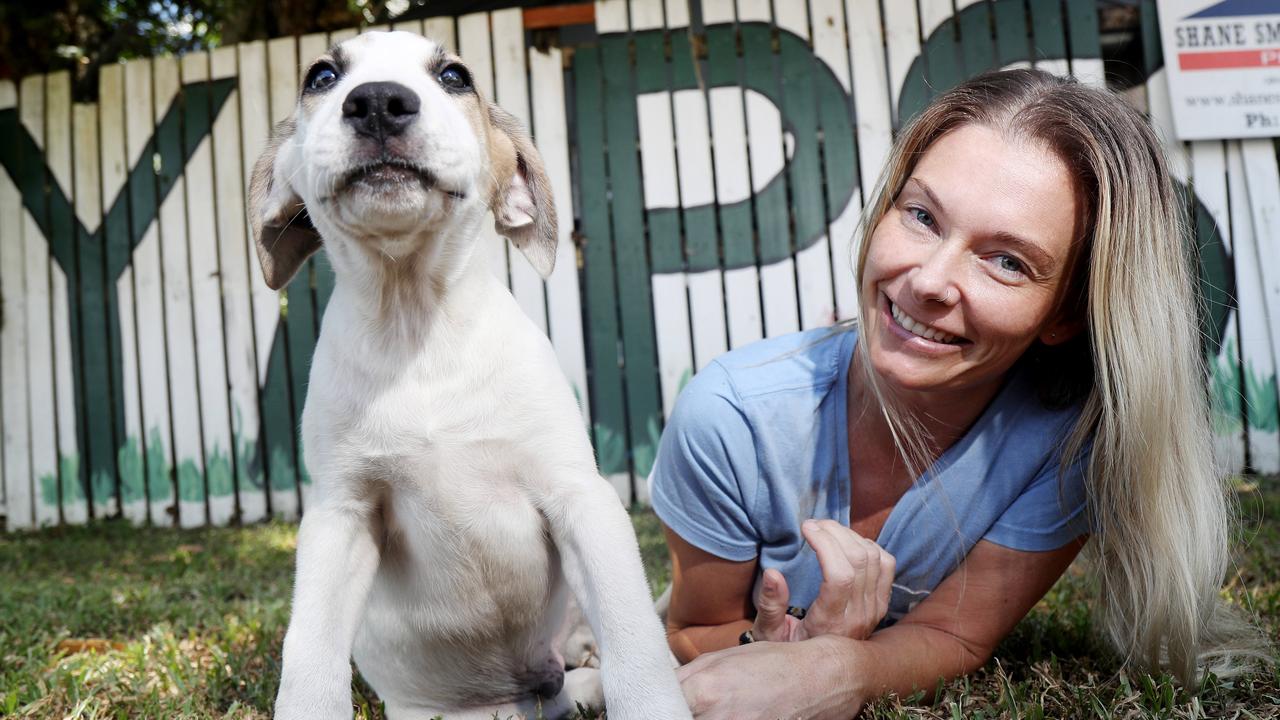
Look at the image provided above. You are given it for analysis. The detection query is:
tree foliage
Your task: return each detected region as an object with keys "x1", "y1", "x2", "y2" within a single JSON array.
[{"x1": 0, "y1": 0, "x2": 397, "y2": 99}]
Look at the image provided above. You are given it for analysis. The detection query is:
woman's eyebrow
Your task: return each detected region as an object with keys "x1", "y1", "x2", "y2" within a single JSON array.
[
  {"x1": 991, "y1": 231, "x2": 1055, "y2": 270},
  {"x1": 905, "y1": 177, "x2": 943, "y2": 211},
  {"x1": 908, "y1": 177, "x2": 1055, "y2": 270}
]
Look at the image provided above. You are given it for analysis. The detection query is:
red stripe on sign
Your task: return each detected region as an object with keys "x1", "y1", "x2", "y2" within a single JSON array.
[{"x1": 1179, "y1": 49, "x2": 1280, "y2": 70}]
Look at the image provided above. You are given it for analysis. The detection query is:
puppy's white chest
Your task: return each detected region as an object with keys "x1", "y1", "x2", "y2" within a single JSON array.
[{"x1": 307, "y1": 332, "x2": 508, "y2": 467}]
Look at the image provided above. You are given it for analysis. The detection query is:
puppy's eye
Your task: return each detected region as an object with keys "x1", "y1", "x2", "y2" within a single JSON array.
[
  {"x1": 305, "y1": 63, "x2": 340, "y2": 92},
  {"x1": 438, "y1": 64, "x2": 472, "y2": 92}
]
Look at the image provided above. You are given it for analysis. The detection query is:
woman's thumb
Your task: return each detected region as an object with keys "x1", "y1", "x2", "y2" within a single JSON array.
[{"x1": 754, "y1": 568, "x2": 791, "y2": 636}]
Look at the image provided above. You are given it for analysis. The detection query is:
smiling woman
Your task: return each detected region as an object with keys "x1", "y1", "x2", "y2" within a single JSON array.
[
  {"x1": 651, "y1": 68, "x2": 1273, "y2": 720},
  {"x1": 863, "y1": 124, "x2": 1081, "y2": 400}
]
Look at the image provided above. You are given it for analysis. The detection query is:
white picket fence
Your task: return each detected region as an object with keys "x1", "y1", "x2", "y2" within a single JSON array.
[{"x1": 1, "y1": 0, "x2": 1278, "y2": 530}]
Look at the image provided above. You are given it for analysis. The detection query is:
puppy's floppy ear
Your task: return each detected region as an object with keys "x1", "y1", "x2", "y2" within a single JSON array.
[
  {"x1": 487, "y1": 104, "x2": 557, "y2": 279},
  {"x1": 249, "y1": 117, "x2": 320, "y2": 291}
]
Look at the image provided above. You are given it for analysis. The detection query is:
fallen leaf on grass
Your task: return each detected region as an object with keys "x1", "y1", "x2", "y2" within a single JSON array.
[{"x1": 55, "y1": 638, "x2": 126, "y2": 655}]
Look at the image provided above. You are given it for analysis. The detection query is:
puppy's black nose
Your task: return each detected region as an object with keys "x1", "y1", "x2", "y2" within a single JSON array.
[
  {"x1": 342, "y1": 81, "x2": 420, "y2": 140},
  {"x1": 534, "y1": 668, "x2": 565, "y2": 700}
]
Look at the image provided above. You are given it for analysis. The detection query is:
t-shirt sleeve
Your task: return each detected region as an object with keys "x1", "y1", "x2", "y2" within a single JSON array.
[
  {"x1": 648, "y1": 361, "x2": 761, "y2": 562},
  {"x1": 983, "y1": 444, "x2": 1091, "y2": 551}
]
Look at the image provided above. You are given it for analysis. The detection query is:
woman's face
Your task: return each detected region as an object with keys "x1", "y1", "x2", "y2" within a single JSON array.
[{"x1": 861, "y1": 123, "x2": 1081, "y2": 402}]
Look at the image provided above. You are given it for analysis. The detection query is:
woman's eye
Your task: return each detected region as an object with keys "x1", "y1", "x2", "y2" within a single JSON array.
[
  {"x1": 439, "y1": 64, "x2": 472, "y2": 91},
  {"x1": 995, "y1": 255, "x2": 1026, "y2": 276},
  {"x1": 306, "y1": 64, "x2": 339, "y2": 92},
  {"x1": 908, "y1": 207, "x2": 936, "y2": 228}
]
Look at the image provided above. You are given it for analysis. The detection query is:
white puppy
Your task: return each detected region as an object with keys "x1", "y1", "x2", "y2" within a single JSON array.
[{"x1": 248, "y1": 31, "x2": 691, "y2": 720}]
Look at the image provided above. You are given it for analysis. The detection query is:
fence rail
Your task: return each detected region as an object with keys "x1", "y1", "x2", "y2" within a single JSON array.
[{"x1": 2, "y1": 0, "x2": 1278, "y2": 530}]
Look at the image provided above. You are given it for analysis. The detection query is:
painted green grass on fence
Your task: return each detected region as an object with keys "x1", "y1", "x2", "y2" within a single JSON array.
[{"x1": 2, "y1": 480, "x2": 1278, "y2": 719}]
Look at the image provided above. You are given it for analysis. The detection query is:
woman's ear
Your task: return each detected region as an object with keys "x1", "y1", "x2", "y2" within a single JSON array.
[
  {"x1": 248, "y1": 117, "x2": 321, "y2": 291},
  {"x1": 486, "y1": 103, "x2": 557, "y2": 279}
]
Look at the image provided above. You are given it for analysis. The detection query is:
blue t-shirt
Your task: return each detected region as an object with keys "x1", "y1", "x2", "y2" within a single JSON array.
[{"x1": 649, "y1": 327, "x2": 1090, "y2": 623}]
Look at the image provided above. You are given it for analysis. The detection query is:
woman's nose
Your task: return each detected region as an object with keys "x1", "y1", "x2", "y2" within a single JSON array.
[{"x1": 908, "y1": 245, "x2": 963, "y2": 306}]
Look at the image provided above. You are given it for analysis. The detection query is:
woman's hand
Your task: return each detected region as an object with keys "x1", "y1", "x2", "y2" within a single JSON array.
[
  {"x1": 751, "y1": 520, "x2": 895, "y2": 643},
  {"x1": 678, "y1": 635, "x2": 866, "y2": 720}
]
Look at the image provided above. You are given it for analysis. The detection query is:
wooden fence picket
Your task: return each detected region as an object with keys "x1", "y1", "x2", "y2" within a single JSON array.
[
  {"x1": 572, "y1": 37, "x2": 631, "y2": 501},
  {"x1": 738, "y1": 0, "x2": 800, "y2": 339},
  {"x1": 633, "y1": 0, "x2": 694, "y2": 433},
  {"x1": 625, "y1": 0, "x2": 689, "y2": 500},
  {"x1": 810, "y1": 0, "x2": 864, "y2": 324},
  {"x1": 704, "y1": 0, "x2": 764, "y2": 350},
  {"x1": 844, "y1": 0, "x2": 891, "y2": 192},
  {"x1": 1225, "y1": 144, "x2": 1278, "y2": 474},
  {"x1": 424, "y1": 17, "x2": 457, "y2": 51},
  {"x1": 608, "y1": 2, "x2": 664, "y2": 496},
  {"x1": 209, "y1": 46, "x2": 267, "y2": 525},
  {"x1": 882, "y1": 0, "x2": 921, "y2": 127},
  {"x1": 127, "y1": 58, "x2": 180, "y2": 525},
  {"x1": 19, "y1": 75, "x2": 61, "y2": 529},
  {"x1": 1239, "y1": 142, "x2": 1280, "y2": 473},
  {"x1": 776, "y1": 0, "x2": 838, "y2": 332},
  {"x1": 235, "y1": 41, "x2": 284, "y2": 525},
  {"x1": 528, "y1": 42, "x2": 592, "y2": 427},
  {"x1": 669, "y1": 7, "x2": 730, "y2": 371},
  {"x1": 1191, "y1": 140, "x2": 1248, "y2": 475},
  {"x1": 153, "y1": 55, "x2": 201, "y2": 528},
  {"x1": 42, "y1": 72, "x2": 85, "y2": 526},
  {"x1": 101, "y1": 60, "x2": 152, "y2": 526},
  {"x1": 842, "y1": 0, "x2": 891, "y2": 320},
  {"x1": 1, "y1": 81, "x2": 31, "y2": 529},
  {"x1": 73, "y1": 99, "x2": 119, "y2": 522},
  {"x1": 181, "y1": 52, "x2": 228, "y2": 527}
]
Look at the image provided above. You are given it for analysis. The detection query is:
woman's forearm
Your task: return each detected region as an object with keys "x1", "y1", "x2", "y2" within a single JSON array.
[
  {"x1": 668, "y1": 618, "x2": 754, "y2": 664},
  {"x1": 832, "y1": 622, "x2": 991, "y2": 703},
  {"x1": 670, "y1": 622, "x2": 991, "y2": 718}
]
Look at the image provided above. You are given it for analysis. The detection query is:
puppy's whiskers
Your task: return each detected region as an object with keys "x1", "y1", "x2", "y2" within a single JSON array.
[{"x1": 272, "y1": 205, "x2": 310, "y2": 251}]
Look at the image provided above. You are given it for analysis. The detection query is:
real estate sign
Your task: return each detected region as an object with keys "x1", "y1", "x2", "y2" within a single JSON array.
[{"x1": 1158, "y1": 0, "x2": 1280, "y2": 139}]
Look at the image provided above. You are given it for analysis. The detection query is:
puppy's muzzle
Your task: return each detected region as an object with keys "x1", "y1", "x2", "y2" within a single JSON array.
[{"x1": 343, "y1": 81, "x2": 419, "y2": 141}]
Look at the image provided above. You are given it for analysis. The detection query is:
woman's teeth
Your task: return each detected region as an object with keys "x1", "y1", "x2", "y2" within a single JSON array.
[{"x1": 890, "y1": 302, "x2": 961, "y2": 344}]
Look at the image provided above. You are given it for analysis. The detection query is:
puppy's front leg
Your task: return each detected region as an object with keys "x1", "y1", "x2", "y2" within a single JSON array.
[
  {"x1": 541, "y1": 477, "x2": 692, "y2": 720},
  {"x1": 275, "y1": 503, "x2": 381, "y2": 720}
]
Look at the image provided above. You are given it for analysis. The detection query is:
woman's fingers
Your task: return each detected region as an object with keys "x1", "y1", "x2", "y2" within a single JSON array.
[
  {"x1": 802, "y1": 520, "x2": 856, "y2": 626},
  {"x1": 800, "y1": 520, "x2": 896, "y2": 639}
]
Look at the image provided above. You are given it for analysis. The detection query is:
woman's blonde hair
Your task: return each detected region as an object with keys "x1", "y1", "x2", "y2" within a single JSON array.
[{"x1": 852, "y1": 68, "x2": 1269, "y2": 684}]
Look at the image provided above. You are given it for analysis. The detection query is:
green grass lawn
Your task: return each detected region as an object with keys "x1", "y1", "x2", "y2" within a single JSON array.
[{"x1": 2, "y1": 478, "x2": 1278, "y2": 719}]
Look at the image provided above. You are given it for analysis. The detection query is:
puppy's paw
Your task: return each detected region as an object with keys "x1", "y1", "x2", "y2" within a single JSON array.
[{"x1": 555, "y1": 667, "x2": 603, "y2": 719}]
